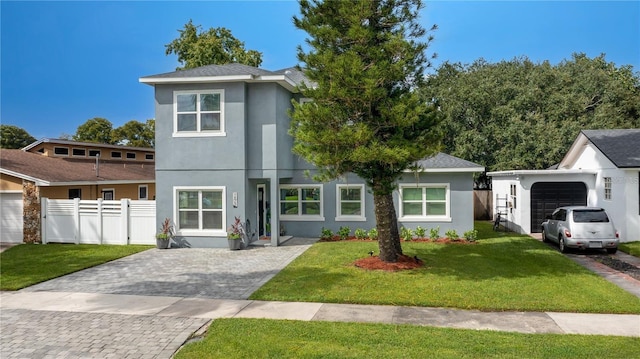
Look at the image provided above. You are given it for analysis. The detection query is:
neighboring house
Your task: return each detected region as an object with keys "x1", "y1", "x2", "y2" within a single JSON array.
[
  {"x1": 0, "y1": 139, "x2": 155, "y2": 243},
  {"x1": 489, "y1": 129, "x2": 640, "y2": 242},
  {"x1": 140, "y1": 63, "x2": 484, "y2": 248}
]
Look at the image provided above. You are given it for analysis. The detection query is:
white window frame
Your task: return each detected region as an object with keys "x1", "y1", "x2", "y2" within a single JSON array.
[
  {"x1": 102, "y1": 188, "x2": 115, "y2": 200},
  {"x1": 53, "y1": 146, "x2": 69, "y2": 156},
  {"x1": 126, "y1": 152, "x2": 136, "y2": 160},
  {"x1": 173, "y1": 90, "x2": 225, "y2": 137},
  {"x1": 335, "y1": 184, "x2": 366, "y2": 221},
  {"x1": 604, "y1": 177, "x2": 612, "y2": 200},
  {"x1": 145, "y1": 153, "x2": 154, "y2": 161},
  {"x1": 111, "y1": 151, "x2": 122, "y2": 159},
  {"x1": 89, "y1": 149, "x2": 101, "y2": 157},
  {"x1": 72, "y1": 148, "x2": 86, "y2": 157},
  {"x1": 398, "y1": 183, "x2": 451, "y2": 222},
  {"x1": 510, "y1": 184, "x2": 517, "y2": 209},
  {"x1": 279, "y1": 184, "x2": 324, "y2": 221},
  {"x1": 173, "y1": 186, "x2": 226, "y2": 237},
  {"x1": 138, "y1": 185, "x2": 148, "y2": 200}
]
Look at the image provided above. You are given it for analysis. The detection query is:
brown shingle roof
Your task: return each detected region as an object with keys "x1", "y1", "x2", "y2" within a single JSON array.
[{"x1": 0, "y1": 149, "x2": 154, "y2": 184}]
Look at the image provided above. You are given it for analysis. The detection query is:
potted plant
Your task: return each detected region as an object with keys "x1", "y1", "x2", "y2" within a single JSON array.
[
  {"x1": 155, "y1": 218, "x2": 173, "y2": 249},
  {"x1": 227, "y1": 216, "x2": 244, "y2": 250}
]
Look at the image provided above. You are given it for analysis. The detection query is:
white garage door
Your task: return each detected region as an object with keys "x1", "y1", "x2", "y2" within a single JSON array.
[{"x1": 1, "y1": 192, "x2": 23, "y2": 243}]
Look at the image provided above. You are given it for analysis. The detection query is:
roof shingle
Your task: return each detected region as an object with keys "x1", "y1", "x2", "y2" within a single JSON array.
[{"x1": 582, "y1": 129, "x2": 640, "y2": 168}]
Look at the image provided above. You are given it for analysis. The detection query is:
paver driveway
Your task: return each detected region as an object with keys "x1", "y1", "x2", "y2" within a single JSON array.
[{"x1": 22, "y1": 238, "x2": 317, "y2": 299}]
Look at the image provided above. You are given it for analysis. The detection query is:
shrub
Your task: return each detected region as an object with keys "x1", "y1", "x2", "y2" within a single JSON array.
[
  {"x1": 320, "y1": 227, "x2": 333, "y2": 240},
  {"x1": 354, "y1": 228, "x2": 368, "y2": 240},
  {"x1": 338, "y1": 226, "x2": 351, "y2": 240},
  {"x1": 463, "y1": 229, "x2": 478, "y2": 242},
  {"x1": 429, "y1": 226, "x2": 440, "y2": 240},
  {"x1": 400, "y1": 227, "x2": 413, "y2": 241},
  {"x1": 368, "y1": 228, "x2": 378, "y2": 240},
  {"x1": 445, "y1": 229, "x2": 459, "y2": 241},
  {"x1": 414, "y1": 226, "x2": 426, "y2": 239}
]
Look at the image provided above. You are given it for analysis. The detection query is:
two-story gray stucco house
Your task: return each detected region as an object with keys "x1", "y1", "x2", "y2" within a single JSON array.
[{"x1": 140, "y1": 63, "x2": 484, "y2": 248}]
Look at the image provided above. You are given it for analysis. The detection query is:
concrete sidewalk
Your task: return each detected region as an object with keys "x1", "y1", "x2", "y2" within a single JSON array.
[{"x1": 2, "y1": 291, "x2": 639, "y2": 338}]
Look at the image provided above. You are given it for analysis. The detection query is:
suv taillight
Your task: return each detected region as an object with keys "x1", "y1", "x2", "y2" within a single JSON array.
[
  {"x1": 564, "y1": 229, "x2": 572, "y2": 238},
  {"x1": 615, "y1": 231, "x2": 619, "y2": 239}
]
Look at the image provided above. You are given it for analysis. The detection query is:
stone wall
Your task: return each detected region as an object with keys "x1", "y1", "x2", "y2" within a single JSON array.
[{"x1": 23, "y1": 181, "x2": 41, "y2": 243}]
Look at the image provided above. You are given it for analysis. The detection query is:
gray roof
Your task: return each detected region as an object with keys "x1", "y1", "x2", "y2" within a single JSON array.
[
  {"x1": 140, "y1": 63, "x2": 312, "y2": 88},
  {"x1": 415, "y1": 152, "x2": 484, "y2": 171},
  {"x1": 582, "y1": 129, "x2": 640, "y2": 168},
  {"x1": 141, "y1": 63, "x2": 275, "y2": 79}
]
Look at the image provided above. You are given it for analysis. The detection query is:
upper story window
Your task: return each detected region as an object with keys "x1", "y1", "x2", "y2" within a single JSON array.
[
  {"x1": 604, "y1": 177, "x2": 612, "y2": 200},
  {"x1": 336, "y1": 184, "x2": 365, "y2": 221},
  {"x1": 174, "y1": 90, "x2": 225, "y2": 137},
  {"x1": 399, "y1": 184, "x2": 450, "y2": 221},
  {"x1": 279, "y1": 185, "x2": 324, "y2": 221},
  {"x1": 126, "y1": 152, "x2": 136, "y2": 160},
  {"x1": 111, "y1": 151, "x2": 122, "y2": 159},
  {"x1": 72, "y1": 148, "x2": 86, "y2": 157},
  {"x1": 89, "y1": 149, "x2": 101, "y2": 157},
  {"x1": 54, "y1": 147, "x2": 69, "y2": 156},
  {"x1": 145, "y1": 153, "x2": 154, "y2": 161}
]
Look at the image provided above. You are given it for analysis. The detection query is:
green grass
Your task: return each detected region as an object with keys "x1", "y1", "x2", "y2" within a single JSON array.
[
  {"x1": 175, "y1": 318, "x2": 640, "y2": 359},
  {"x1": 620, "y1": 241, "x2": 640, "y2": 257},
  {"x1": 0, "y1": 243, "x2": 152, "y2": 290},
  {"x1": 251, "y1": 222, "x2": 640, "y2": 313}
]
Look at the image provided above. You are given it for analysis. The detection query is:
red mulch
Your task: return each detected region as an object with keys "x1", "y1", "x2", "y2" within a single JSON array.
[
  {"x1": 320, "y1": 236, "x2": 475, "y2": 245},
  {"x1": 354, "y1": 254, "x2": 424, "y2": 272}
]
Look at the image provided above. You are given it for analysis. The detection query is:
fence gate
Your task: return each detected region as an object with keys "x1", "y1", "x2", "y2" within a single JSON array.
[{"x1": 41, "y1": 198, "x2": 156, "y2": 245}]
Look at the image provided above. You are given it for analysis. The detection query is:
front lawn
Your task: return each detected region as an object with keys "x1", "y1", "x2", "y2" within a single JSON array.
[
  {"x1": 250, "y1": 222, "x2": 640, "y2": 313},
  {"x1": 620, "y1": 241, "x2": 640, "y2": 257},
  {"x1": 0, "y1": 243, "x2": 152, "y2": 290},
  {"x1": 175, "y1": 318, "x2": 640, "y2": 359}
]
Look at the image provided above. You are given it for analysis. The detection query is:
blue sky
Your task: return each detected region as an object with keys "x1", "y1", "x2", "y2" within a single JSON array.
[{"x1": 2, "y1": 1, "x2": 638, "y2": 140}]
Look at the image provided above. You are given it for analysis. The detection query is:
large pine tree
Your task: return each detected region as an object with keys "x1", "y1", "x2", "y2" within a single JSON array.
[{"x1": 291, "y1": 0, "x2": 441, "y2": 262}]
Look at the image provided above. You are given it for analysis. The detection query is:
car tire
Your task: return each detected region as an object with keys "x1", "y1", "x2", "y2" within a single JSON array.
[
  {"x1": 541, "y1": 229, "x2": 549, "y2": 243},
  {"x1": 559, "y1": 236, "x2": 568, "y2": 253},
  {"x1": 606, "y1": 248, "x2": 618, "y2": 254}
]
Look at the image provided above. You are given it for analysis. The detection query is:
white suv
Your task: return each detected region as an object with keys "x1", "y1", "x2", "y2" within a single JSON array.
[{"x1": 541, "y1": 207, "x2": 619, "y2": 254}]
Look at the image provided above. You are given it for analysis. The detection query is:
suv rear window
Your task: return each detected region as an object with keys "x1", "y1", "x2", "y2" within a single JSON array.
[{"x1": 573, "y1": 209, "x2": 609, "y2": 223}]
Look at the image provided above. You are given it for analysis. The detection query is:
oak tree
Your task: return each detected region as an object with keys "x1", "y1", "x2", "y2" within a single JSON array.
[{"x1": 0, "y1": 125, "x2": 36, "y2": 149}]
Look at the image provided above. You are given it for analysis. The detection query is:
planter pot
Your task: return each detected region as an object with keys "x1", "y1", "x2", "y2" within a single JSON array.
[
  {"x1": 227, "y1": 239, "x2": 242, "y2": 250},
  {"x1": 156, "y1": 238, "x2": 170, "y2": 249}
]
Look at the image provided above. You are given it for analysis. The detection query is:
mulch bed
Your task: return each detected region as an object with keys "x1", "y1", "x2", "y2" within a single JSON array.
[
  {"x1": 354, "y1": 254, "x2": 425, "y2": 272},
  {"x1": 592, "y1": 255, "x2": 640, "y2": 281},
  {"x1": 319, "y1": 236, "x2": 476, "y2": 244}
]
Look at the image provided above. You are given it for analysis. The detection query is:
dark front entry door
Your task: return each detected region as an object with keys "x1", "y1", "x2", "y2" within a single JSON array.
[
  {"x1": 258, "y1": 186, "x2": 265, "y2": 237},
  {"x1": 530, "y1": 182, "x2": 587, "y2": 233}
]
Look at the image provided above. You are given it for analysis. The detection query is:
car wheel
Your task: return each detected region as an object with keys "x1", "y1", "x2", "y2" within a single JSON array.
[
  {"x1": 606, "y1": 248, "x2": 618, "y2": 254},
  {"x1": 559, "y1": 236, "x2": 568, "y2": 253},
  {"x1": 541, "y1": 229, "x2": 549, "y2": 243}
]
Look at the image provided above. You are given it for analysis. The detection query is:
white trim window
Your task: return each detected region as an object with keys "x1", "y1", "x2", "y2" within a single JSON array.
[
  {"x1": 174, "y1": 90, "x2": 225, "y2": 137},
  {"x1": 279, "y1": 185, "x2": 324, "y2": 221},
  {"x1": 510, "y1": 184, "x2": 517, "y2": 209},
  {"x1": 604, "y1": 177, "x2": 612, "y2": 200},
  {"x1": 102, "y1": 188, "x2": 115, "y2": 200},
  {"x1": 138, "y1": 185, "x2": 148, "y2": 200},
  {"x1": 336, "y1": 184, "x2": 365, "y2": 221},
  {"x1": 399, "y1": 184, "x2": 450, "y2": 221},
  {"x1": 175, "y1": 186, "x2": 226, "y2": 236}
]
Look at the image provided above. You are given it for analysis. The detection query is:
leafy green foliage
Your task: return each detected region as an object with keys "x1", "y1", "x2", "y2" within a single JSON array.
[
  {"x1": 354, "y1": 228, "x2": 368, "y2": 240},
  {"x1": 338, "y1": 226, "x2": 351, "y2": 240},
  {"x1": 165, "y1": 19, "x2": 262, "y2": 70},
  {"x1": 320, "y1": 227, "x2": 333, "y2": 240},
  {"x1": 368, "y1": 228, "x2": 379, "y2": 240},
  {"x1": 0, "y1": 124, "x2": 36, "y2": 149},
  {"x1": 414, "y1": 226, "x2": 427, "y2": 239},
  {"x1": 291, "y1": 0, "x2": 441, "y2": 262},
  {"x1": 423, "y1": 54, "x2": 640, "y2": 172},
  {"x1": 463, "y1": 229, "x2": 479, "y2": 242},
  {"x1": 429, "y1": 226, "x2": 440, "y2": 240},
  {"x1": 445, "y1": 229, "x2": 458, "y2": 241},
  {"x1": 112, "y1": 119, "x2": 155, "y2": 147},
  {"x1": 73, "y1": 117, "x2": 116, "y2": 144},
  {"x1": 400, "y1": 227, "x2": 413, "y2": 241}
]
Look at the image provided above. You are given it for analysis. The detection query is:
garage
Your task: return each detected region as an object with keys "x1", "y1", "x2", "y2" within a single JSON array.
[
  {"x1": 530, "y1": 182, "x2": 587, "y2": 232},
  {"x1": 0, "y1": 192, "x2": 24, "y2": 243}
]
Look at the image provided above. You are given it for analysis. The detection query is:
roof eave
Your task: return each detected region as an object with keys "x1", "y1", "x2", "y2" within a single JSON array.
[
  {"x1": 0, "y1": 168, "x2": 50, "y2": 186},
  {"x1": 404, "y1": 167, "x2": 485, "y2": 173},
  {"x1": 487, "y1": 169, "x2": 598, "y2": 177},
  {"x1": 139, "y1": 74, "x2": 254, "y2": 85}
]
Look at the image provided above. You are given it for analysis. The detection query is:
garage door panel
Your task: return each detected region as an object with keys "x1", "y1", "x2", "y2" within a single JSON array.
[
  {"x1": 0, "y1": 193, "x2": 23, "y2": 243},
  {"x1": 530, "y1": 182, "x2": 587, "y2": 233}
]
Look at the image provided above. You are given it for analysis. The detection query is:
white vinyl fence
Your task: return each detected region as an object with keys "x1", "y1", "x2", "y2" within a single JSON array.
[{"x1": 41, "y1": 198, "x2": 156, "y2": 245}]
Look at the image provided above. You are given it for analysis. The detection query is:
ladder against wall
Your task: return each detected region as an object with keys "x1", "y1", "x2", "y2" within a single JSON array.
[{"x1": 493, "y1": 195, "x2": 508, "y2": 231}]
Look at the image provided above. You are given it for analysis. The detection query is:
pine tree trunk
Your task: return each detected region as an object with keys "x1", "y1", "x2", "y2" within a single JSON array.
[{"x1": 374, "y1": 192, "x2": 402, "y2": 262}]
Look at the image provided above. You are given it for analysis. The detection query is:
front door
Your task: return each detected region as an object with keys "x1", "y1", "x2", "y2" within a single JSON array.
[{"x1": 257, "y1": 184, "x2": 265, "y2": 237}]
